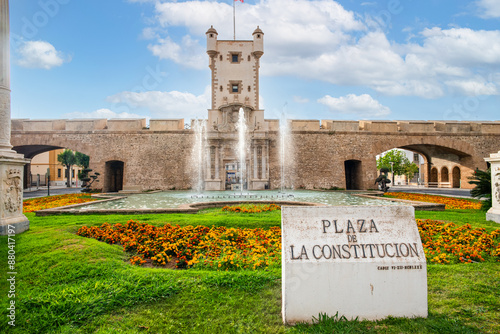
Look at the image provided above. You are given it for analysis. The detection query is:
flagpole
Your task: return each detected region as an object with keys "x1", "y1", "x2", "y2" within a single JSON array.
[{"x1": 233, "y1": 0, "x2": 236, "y2": 40}]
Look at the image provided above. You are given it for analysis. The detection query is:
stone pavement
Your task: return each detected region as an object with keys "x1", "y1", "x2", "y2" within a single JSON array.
[{"x1": 389, "y1": 186, "x2": 473, "y2": 198}]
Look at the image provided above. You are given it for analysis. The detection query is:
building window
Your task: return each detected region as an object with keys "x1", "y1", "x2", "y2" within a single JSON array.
[
  {"x1": 219, "y1": 55, "x2": 223, "y2": 61},
  {"x1": 58, "y1": 169, "x2": 61, "y2": 178},
  {"x1": 232, "y1": 54, "x2": 239, "y2": 63},
  {"x1": 65, "y1": 169, "x2": 68, "y2": 178},
  {"x1": 248, "y1": 85, "x2": 251, "y2": 92},
  {"x1": 209, "y1": 33, "x2": 214, "y2": 38},
  {"x1": 220, "y1": 85, "x2": 223, "y2": 92},
  {"x1": 248, "y1": 55, "x2": 251, "y2": 61},
  {"x1": 257, "y1": 34, "x2": 261, "y2": 38},
  {"x1": 229, "y1": 81, "x2": 242, "y2": 94},
  {"x1": 413, "y1": 153, "x2": 419, "y2": 162},
  {"x1": 72, "y1": 169, "x2": 75, "y2": 178}
]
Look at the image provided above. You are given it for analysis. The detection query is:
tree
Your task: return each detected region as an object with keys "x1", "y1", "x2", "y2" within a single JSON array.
[
  {"x1": 468, "y1": 168, "x2": 492, "y2": 211},
  {"x1": 57, "y1": 149, "x2": 76, "y2": 187},
  {"x1": 75, "y1": 152, "x2": 90, "y2": 181},
  {"x1": 377, "y1": 149, "x2": 419, "y2": 179},
  {"x1": 403, "y1": 161, "x2": 420, "y2": 181},
  {"x1": 75, "y1": 151, "x2": 89, "y2": 169}
]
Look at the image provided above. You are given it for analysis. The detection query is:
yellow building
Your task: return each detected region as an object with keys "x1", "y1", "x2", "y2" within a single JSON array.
[{"x1": 29, "y1": 149, "x2": 83, "y2": 187}]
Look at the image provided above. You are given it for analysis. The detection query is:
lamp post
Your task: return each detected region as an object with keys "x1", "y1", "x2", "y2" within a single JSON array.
[{"x1": 390, "y1": 162, "x2": 394, "y2": 185}]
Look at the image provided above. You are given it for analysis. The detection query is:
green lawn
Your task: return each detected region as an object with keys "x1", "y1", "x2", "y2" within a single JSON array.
[{"x1": 0, "y1": 208, "x2": 499, "y2": 333}]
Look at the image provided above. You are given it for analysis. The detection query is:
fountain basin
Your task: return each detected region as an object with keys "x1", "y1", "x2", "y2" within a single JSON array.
[{"x1": 33, "y1": 190, "x2": 445, "y2": 216}]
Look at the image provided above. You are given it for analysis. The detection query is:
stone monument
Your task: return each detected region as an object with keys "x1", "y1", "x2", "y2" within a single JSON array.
[
  {"x1": 0, "y1": 0, "x2": 30, "y2": 235},
  {"x1": 281, "y1": 205, "x2": 427, "y2": 324},
  {"x1": 485, "y1": 151, "x2": 500, "y2": 224}
]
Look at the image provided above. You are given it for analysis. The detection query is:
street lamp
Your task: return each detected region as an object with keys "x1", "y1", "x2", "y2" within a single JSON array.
[{"x1": 390, "y1": 161, "x2": 394, "y2": 185}]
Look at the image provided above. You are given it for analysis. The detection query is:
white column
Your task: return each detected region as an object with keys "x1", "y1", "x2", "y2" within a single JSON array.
[
  {"x1": 215, "y1": 146, "x2": 219, "y2": 179},
  {"x1": 262, "y1": 144, "x2": 266, "y2": 179},
  {"x1": 0, "y1": 0, "x2": 12, "y2": 150},
  {"x1": 0, "y1": 0, "x2": 30, "y2": 235},
  {"x1": 485, "y1": 151, "x2": 500, "y2": 224},
  {"x1": 253, "y1": 144, "x2": 258, "y2": 179}
]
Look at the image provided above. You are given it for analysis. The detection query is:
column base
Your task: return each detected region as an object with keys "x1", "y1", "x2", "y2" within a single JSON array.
[
  {"x1": 0, "y1": 214, "x2": 30, "y2": 235},
  {"x1": 486, "y1": 207, "x2": 500, "y2": 224},
  {"x1": 0, "y1": 151, "x2": 30, "y2": 235}
]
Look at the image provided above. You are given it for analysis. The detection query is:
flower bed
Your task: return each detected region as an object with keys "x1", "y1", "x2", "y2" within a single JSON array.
[
  {"x1": 221, "y1": 203, "x2": 281, "y2": 213},
  {"x1": 384, "y1": 192, "x2": 481, "y2": 210},
  {"x1": 77, "y1": 220, "x2": 281, "y2": 270},
  {"x1": 77, "y1": 217, "x2": 500, "y2": 269},
  {"x1": 23, "y1": 194, "x2": 98, "y2": 213},
  {"x1": 417, "y1": 219, "x2": 500, "y2": 264}
]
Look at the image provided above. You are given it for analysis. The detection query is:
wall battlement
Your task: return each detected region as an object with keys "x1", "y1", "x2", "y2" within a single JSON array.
[{"x1": 12, "y1": 118, "x2": 500, "y2": 134}]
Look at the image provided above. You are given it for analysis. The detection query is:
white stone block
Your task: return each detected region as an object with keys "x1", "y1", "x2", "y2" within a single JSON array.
[{"x1": 281, "y1": 206, "x2": 428, "y2": 324}]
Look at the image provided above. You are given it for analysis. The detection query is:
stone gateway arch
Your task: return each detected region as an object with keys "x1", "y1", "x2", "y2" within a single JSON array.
[{"x1": 11, "y1": 118, "x2": 500, "y2": 192}]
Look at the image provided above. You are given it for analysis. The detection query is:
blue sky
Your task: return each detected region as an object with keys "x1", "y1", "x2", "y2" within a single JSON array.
[{"x1": 8, "y1": 0, "x2": 500, "y2": 122}]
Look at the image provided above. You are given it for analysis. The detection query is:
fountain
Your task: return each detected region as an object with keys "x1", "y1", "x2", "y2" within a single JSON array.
[
  {"x1": 191, "y1": 119, "x2": 207, "y2": 193},
  {"x1": 279, "y1": 110, "x2": 294, "y2": 193},
  {"x1": 236, "y1": 107, "x2": 247, "y2": 195}
]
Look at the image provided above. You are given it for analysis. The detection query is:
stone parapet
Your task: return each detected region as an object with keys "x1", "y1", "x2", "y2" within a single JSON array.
[
  {"x1": 66, "y1": 119, "x2": 107, "y2": 131},
  {"x1": 479, "y1": 122, "x2": 500, "y2": 134},
  {"x1": 291, "y1": 120, "x2": 320, "y2": 131},
  {"x1": 107, "y1": 119, "x2": 147, "y2": 131},
  {"x1": 433, "y1": 121, "x2": 472, "y2": 133},
  {"x1": 23, "y1": 119, "x2": 67, "y2": 131},
  {"x1": 151, "y1": 119, "x2": 185, "y2": 131},
  {"x1": 321, "y1": 120, "x2": 359, "y2": 131},
  {"x1": 397, "y1": 121, "x2": 435, "y2": 133},
  {"x1": 359, "y1": 120, "x2": 398, "y2": 132}
]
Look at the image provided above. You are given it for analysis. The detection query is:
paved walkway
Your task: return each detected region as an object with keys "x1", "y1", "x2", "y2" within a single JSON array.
[
  {"x1": 388, "y1": 186, "x2": 473, "y2": 198},
  {"x1": 23, "y1": 186, "x2": 83, "y2": 199}
]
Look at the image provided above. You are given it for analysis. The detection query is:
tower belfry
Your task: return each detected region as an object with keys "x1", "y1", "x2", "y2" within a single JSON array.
[{"x1": 204, "y1": 26, "x2": 270, "y2": 191}]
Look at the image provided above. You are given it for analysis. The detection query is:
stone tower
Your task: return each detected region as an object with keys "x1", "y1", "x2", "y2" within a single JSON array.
[
  {"x1": 206, "y1": 26, "x2": 264, "y2": 130},
  {"x1": 204, "y1": 26, "x2": 269, "y2": 191}
]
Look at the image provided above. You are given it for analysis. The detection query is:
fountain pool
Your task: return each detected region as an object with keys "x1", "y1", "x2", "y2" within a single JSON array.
[{"x1": 68, "y1": 190, "x2": 402, "y2": 211}]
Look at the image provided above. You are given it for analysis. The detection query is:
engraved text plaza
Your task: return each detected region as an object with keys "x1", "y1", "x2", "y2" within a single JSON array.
[{"x1": 288, "y1": 218, "x2": 421, "y2": 260}]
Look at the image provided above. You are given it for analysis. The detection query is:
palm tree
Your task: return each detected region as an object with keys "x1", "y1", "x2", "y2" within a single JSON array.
[{"x1": 468, "y1": 168, "x2": 491, "y2": 211}]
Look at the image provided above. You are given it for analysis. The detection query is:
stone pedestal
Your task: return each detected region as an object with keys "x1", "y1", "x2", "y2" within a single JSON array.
[
  {"x1": 485, "y1": 151, "x2": 500, "y2": 224},
  {"x1": 0, "y1": 151, "x2": 30, "y2": 235}
]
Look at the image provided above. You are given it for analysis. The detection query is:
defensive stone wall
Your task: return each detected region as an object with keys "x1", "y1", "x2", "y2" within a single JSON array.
[{"x1": 10, "y1": 118, "x2": 500, "y2": 191}]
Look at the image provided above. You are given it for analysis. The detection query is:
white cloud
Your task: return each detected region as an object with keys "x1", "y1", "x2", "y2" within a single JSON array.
[
  {"x1": 63, "y1": 108, "x2": 145, "y2": 120},
  {"x1": 17, "y1": 41, "x2": 70, "y2": 69},
  {"x1": 106, "y1": 86, "x2": 210, "y2": 119},
  {"x1": 412, "y1": 28, "x2": 500, "y2": 67},
  {"x1": 148, "y1": 35, "x2": 206, "y2": 69},
  {"x1": 445, "y1": 78, "x2": 498, "y2": 96},
  {"x1": 318, "y1": 94, "x2": 390, "y2": 117},
  {"x1": 476, "y1": 0, "x2": 500, "y2": 18}
]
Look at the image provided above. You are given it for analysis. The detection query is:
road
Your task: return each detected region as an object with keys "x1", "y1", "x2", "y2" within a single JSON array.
[
  {"x1": 23, "y1": 186, "x2": 84, "y2": 199},
  {"x1": 23, "y1": 185, "x2": 474, "y2": 199}
]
